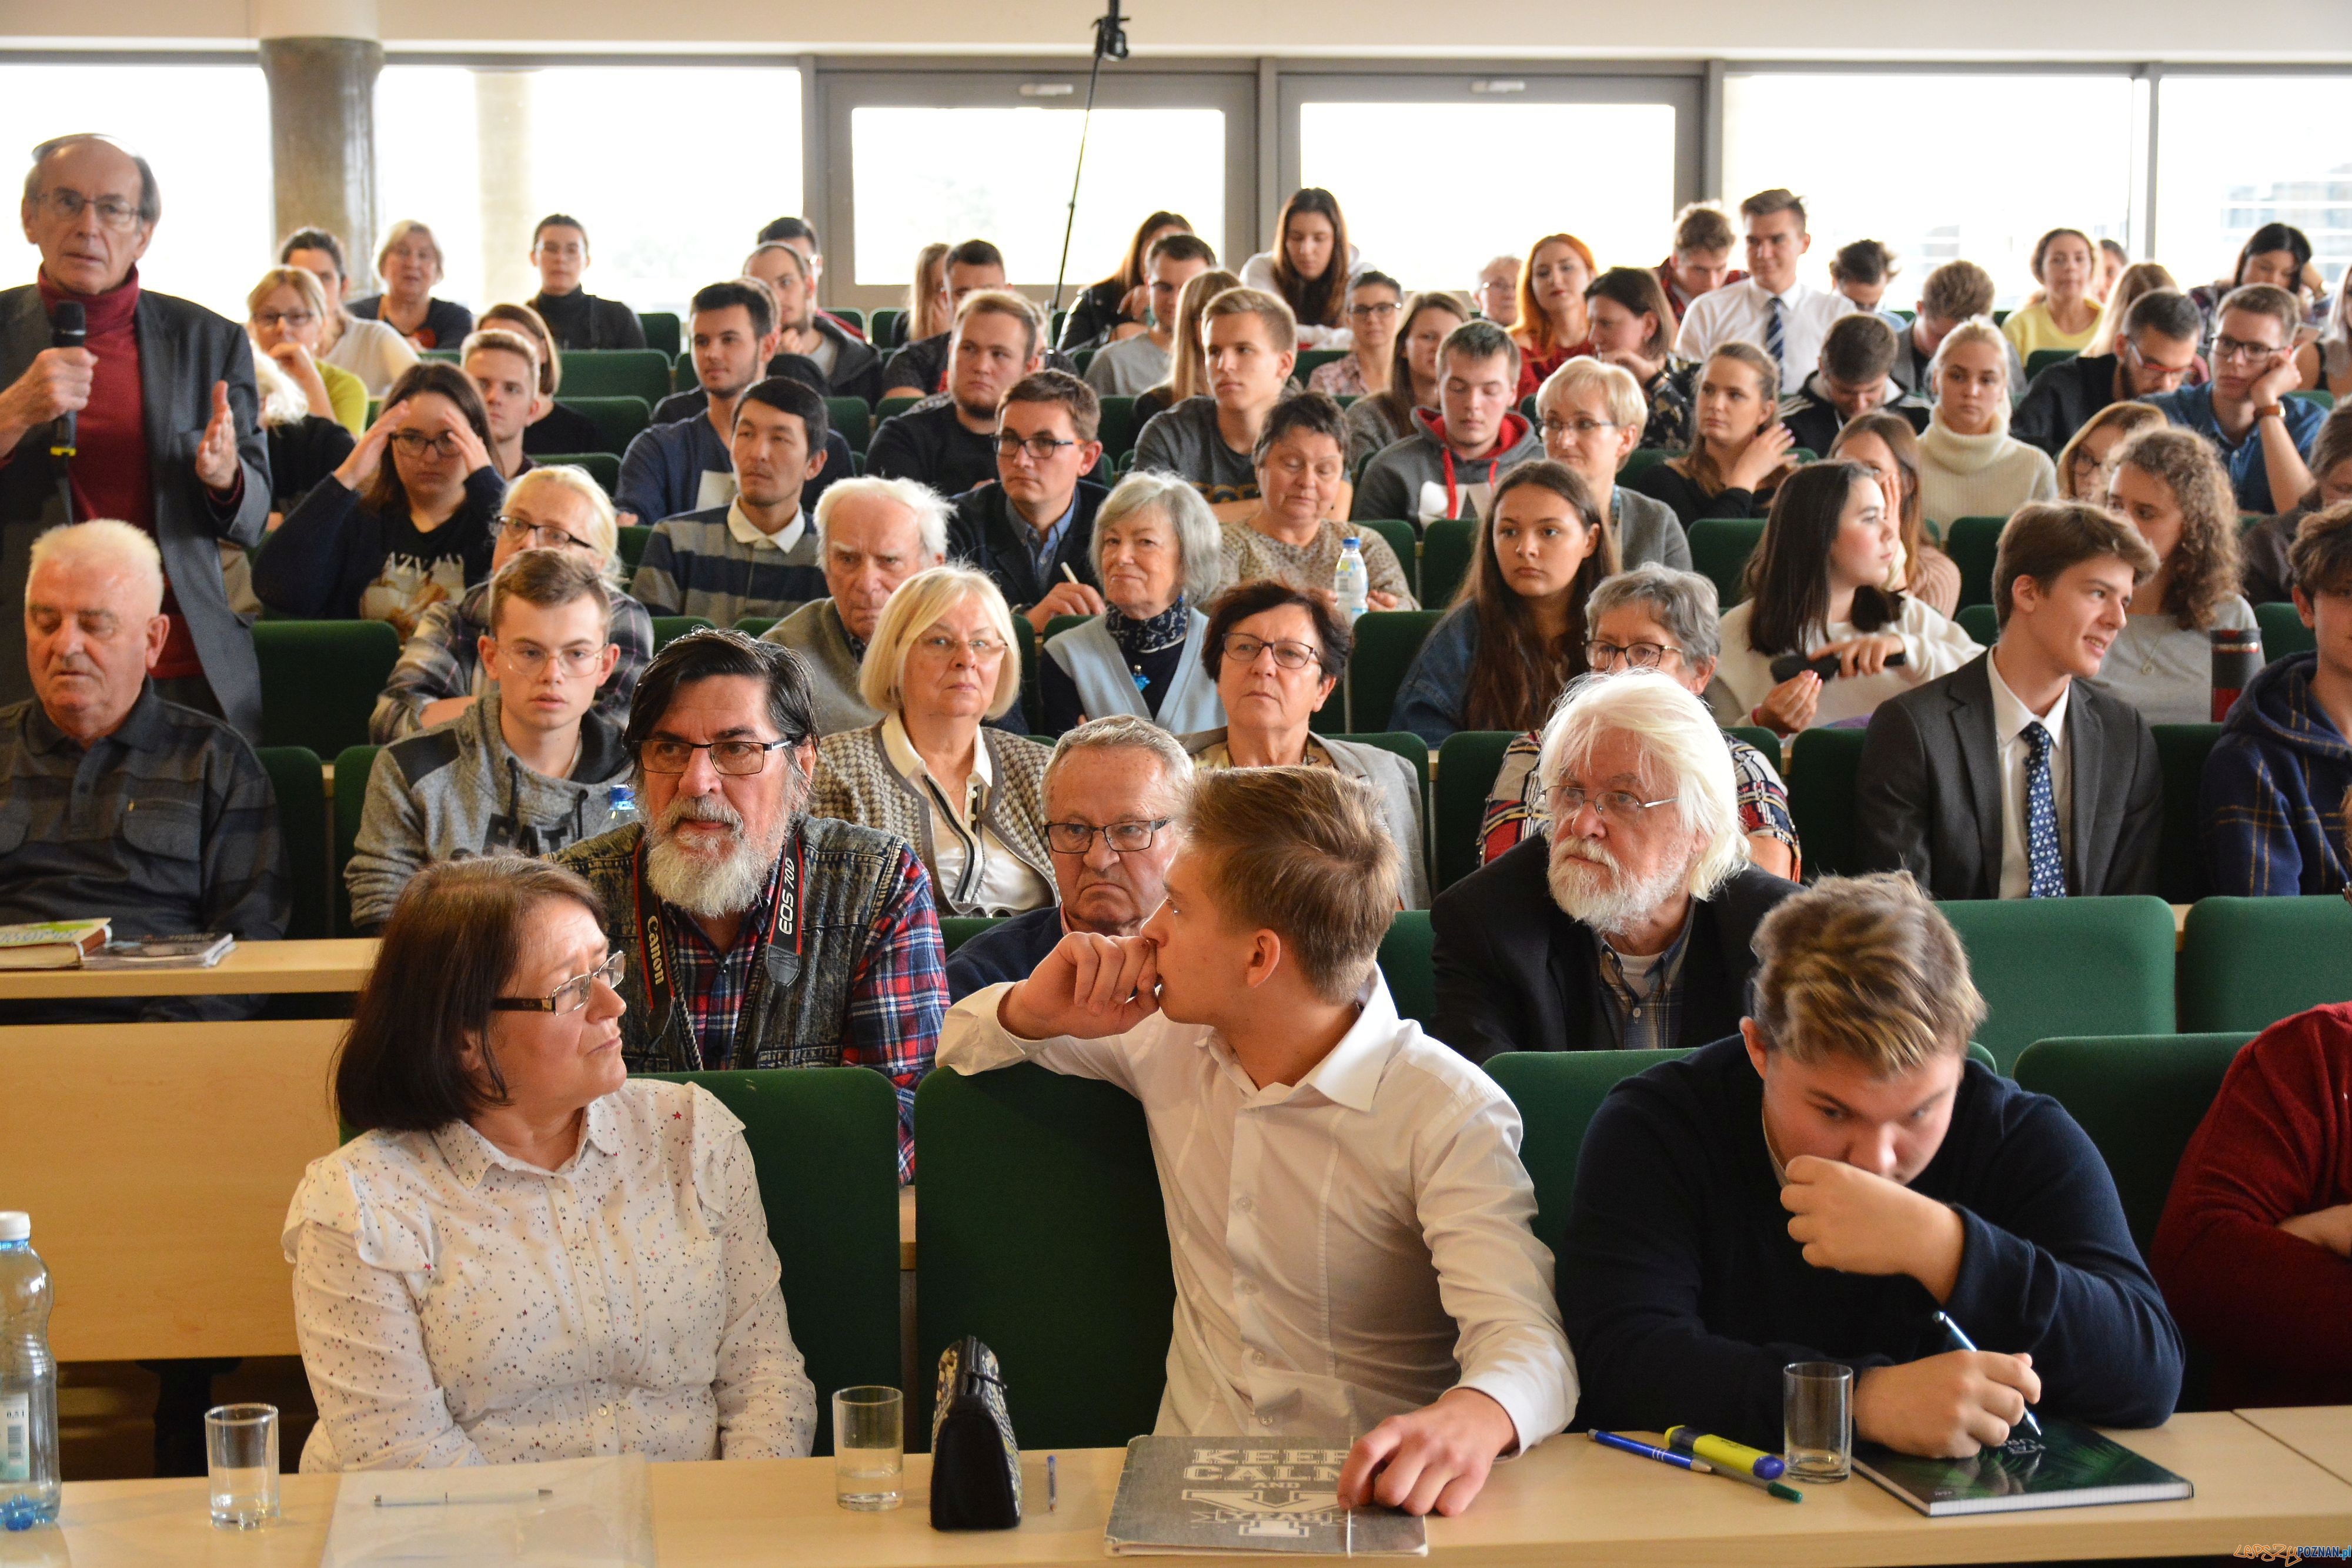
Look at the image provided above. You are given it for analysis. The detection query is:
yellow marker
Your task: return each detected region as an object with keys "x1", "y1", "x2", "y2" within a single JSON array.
[{"x1": 1664, "y1": 1426, "x2": 1786, "y2": 1481}]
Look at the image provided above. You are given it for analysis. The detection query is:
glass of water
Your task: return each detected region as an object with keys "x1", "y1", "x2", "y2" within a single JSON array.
[
  {"x1": 832, "y1": 1386, "x2": 904, "y2": 1512},
  {"x1": 204, "y1": 1403, "x2": 279, "y2": 1529},
  {"x1": 1783, "y1": 1362, "x2": 1852, "y2": 1482}
]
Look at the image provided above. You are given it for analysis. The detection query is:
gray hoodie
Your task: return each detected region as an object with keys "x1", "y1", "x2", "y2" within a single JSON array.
[
  {"x1": 346, "y1": 689, "x2": 638, "y2": 931},
  {"x1": 1350, "y1": 408, "x2": 1545, "y2": 529}
]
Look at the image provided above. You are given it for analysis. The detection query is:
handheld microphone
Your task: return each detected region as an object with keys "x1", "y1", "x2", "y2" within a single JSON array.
[{"x1": 48, "y1": 300, "x2": 85, "y2": 460}]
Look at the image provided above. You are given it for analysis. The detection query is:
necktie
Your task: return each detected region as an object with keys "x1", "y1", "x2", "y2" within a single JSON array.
[
  {"x1": 2023, "y1": 721, "x2": 2066, "y2": 900},
  {"x1": 1764, "y1": 295, "x2": 1788, "y2": 383}
]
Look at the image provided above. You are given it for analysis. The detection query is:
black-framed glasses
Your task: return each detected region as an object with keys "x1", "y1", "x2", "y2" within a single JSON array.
[
  {"x1": 252, "y1": 309, "x2": 318, "y2": 330},
  {"x1": 491, "y1": 951, "x2": 625, "y2": 1014},
  {"x1": 1547, "y1": 784, "x2": 1678, "y2": 822},
  {"x1": 1221, "y1": 633, "x2": 1321, "y2": 671},
  {"x1": 1045, "y1": 817, "x2": 1173, "y2": 855},
  {"x1": 1586, "y1": 638, "x2": 1683, "y2": 671},
  {"x1": 35, "y1": 189, "x2": 142, "y2": 231},
  {"x1": 1347, "y1": 300, "x2": 1401, "y2": 319},
  {"x1": 390, "y1": 431, "x2": 463, "y2": 457},
  {"x1": 995, "y1": 432, "x2": 1077, "y2": 462},
  {"x1": 2212, "y1": 335, "x2": 2282, "y2": 365},
  {"x1": 497, "y1": 516, "x2": 599, "y2": 551},
  {"x1": 639, "y1": 737, "x2": 794, "y2": 775}
]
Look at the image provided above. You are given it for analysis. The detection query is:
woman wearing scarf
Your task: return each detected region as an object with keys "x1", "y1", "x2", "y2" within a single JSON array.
[{"x1": 1041, "y1": 472, "x2": 1229, "y2": 735}]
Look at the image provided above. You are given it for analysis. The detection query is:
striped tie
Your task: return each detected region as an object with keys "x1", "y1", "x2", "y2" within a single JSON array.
[{"x1": 1763, "y1": 295, "x2": 1788, "y2": 383}]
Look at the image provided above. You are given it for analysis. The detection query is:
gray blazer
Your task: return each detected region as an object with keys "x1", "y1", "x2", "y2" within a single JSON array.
[
  {"x1": 1613, "y1": 486, "x2": 1692, "y2": 573},
  {"x1": 0, "y1": 283, "x2": 270, "y2": 740},
  {"x1": 1854, "y1": 651, "x2": 2161, "y2": 900},
  {"x1": 1181, "y1": 727, "x2": 1432, "y2": 910}
]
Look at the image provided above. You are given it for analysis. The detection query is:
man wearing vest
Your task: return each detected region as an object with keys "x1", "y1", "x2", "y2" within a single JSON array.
[{"x1": 555, "y1": 628, "x2": 945, "y2": 1179}]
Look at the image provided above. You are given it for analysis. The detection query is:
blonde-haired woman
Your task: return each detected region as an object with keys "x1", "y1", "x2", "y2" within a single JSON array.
[
  {"x1": 811, "y1": 567, "x2": 1055, "y2": 917},
  {"x1": 1134, "y1": 267, "x2": 1241, "y2": 423},
  {"x1": 350, "y1": 219, "x2": 475, "y2": 351},
  {"x1": 905, "y1": 242, "x2": 952, "y2": 345},
  {"x1": 2084, "y1": 262, "x2": 2183, "y2": 358},
  {"x1": 249, "y1": 266, "x2": 368, "y2": 436},
  {"x1": 1626, "y1": 342, "x2": 1796, "y2": 525},
  {"x1": 2056, "y1": 400, "x2": 2166, "y2": 502},
  {"x1": 2099, "y1": 426, "x2": 2259, "y2": 724},
  {"x1": 1917, "y1": 318, "x2": 2057, "y2": 536}
]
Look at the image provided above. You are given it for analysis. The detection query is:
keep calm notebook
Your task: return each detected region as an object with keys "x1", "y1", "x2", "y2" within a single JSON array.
[
  {"x1": 1104, "y1": 1436, "x2": 1428, "y2": 1556},
  {"x1": 1853, "y1": 1417, "x2": 2192, "y2": 1517}
]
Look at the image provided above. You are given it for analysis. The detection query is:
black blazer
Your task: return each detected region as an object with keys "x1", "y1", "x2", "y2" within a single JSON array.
[
  {"x1": 1429, "y1": 838, "x2": 1797, "y2": 1064},
  {"x1": 0, "y1": 283, "x2": 270, "y2": 740},
  {"x1": 1854, "y1": 651, "x2": 2161, "y2": 900},
  {"x1": 947, "y1": 480, "x2": 1107, "y2": 614}
]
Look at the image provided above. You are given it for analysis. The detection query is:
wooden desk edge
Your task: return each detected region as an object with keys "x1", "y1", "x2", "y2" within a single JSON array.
[{"x1": 0, "y1": 940, "x2": 377, "y2": 998}]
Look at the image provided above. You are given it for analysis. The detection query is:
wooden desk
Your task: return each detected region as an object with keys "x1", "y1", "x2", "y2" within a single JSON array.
[
  {"x1": 2239, "y1": 1404, "x2": 2352, "y2": 1486},
  {"x1": 26, "y1": 1413, "x2": 2352, "y2": 1566},
  {"x1": 0, "y1": 1019, "x2": 343, "y2": 1361},
  {"x1": 0, "y1": 939, "x2": 376, "y2": 1001}
]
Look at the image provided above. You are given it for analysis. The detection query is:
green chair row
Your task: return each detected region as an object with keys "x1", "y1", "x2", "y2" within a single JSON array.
[
  {"x1": 538, "y1": 452, "x2": 621, "y2": 496},
  {"x1": 555, "y1": 349, "x2": 673, "y2": 406}
]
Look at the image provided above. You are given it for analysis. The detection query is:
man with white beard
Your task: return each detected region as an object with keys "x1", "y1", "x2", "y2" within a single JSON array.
[
  {"x1": 555, "y1": 628, "x2": 945, "y2": 1178},
  {"x1": 1429, "y1": 672, "x2": 1796, "y2": 1062}
]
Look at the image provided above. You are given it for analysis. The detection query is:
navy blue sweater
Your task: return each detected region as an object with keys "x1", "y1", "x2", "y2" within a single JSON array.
[
  {"x1": 944, "y1": 905, "x2": 1064, "y2": 1001},
  {"x1": 1559, "y1": 1037, "x2": 2182, "y2": 1449}
]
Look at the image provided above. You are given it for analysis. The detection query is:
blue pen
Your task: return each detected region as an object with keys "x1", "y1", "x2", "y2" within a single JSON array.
[
  {"x1": 1933, "y1": 1311, "x2": 2042, "y2": 1438},
  {"x1": 1589, "y1": 1429, "x2": 1712, "y2": 1473}
]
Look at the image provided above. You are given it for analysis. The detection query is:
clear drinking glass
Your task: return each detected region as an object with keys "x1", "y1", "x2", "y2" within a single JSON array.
[
  {"x1": 832, "y1": 1386, "x2": 904, "y2": 1512},
  {"x1": 204, "y1": 1403, "x2": 279, "y2": 1528},
  {"x1": 1783, "y1": 1362, "x2": 1852, "y2": 1482}
]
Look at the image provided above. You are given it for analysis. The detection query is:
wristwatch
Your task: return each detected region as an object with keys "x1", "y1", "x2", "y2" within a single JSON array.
[{"x1": 2256, "y1": 402, "x2": 2287, "y2": 421}]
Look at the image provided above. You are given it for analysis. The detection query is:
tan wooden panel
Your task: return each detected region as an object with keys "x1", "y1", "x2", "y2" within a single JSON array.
[
  {"x1": 0, "y1": 940, "x2": 378, "y2": 1001},
  {"x1": 0, "y1": 1019, "x2": 344, "y2": 1362},
  {"x1": 2239, "y1": 1405, "x2": 2352, "y2": 1486},
  {"x1": 35, "y1": 1413, "x2": 2352, "y2": 1566},
  {"x1": 900, "y1": 1183, "x2": 916, "y2": 1272}
]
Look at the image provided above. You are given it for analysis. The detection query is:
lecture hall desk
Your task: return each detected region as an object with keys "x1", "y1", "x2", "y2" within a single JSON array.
[
  {"x1": 17, "y1": 1412, "x2": 2352, "y2": 1566},
  {"x1": 0, "y1": 939, "x2": 376, "y2": 1002}
]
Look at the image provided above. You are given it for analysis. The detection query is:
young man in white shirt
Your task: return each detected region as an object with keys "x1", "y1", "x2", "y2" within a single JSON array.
[
  {"x1": 1087, "y1": 233, "x2": 1218, "y2": 398},
  {"x1": 940, "y1": 765, "x2": 1575, "y2": 1518},
  {"x1": 1855, "y1": 503, "x2": 2163, "y2": 900},
  {"x1": 1673, "y1": 188, "x2": 1856, "y2": 387}
]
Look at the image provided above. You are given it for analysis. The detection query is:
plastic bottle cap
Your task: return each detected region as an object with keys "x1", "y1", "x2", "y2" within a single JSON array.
[
  {"x1": 1343, "y1": 537, "x2": 1360, "y2": 547},
  {"x1": 0, "y1": 1213, "x2": 26, "y2": 1242}
]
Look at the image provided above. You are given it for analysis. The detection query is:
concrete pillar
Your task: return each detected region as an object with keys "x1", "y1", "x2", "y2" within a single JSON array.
[
  {"x1": 256, "y1": 0, "x2": 383, "y2": 289},
  {"x1": 473, "y1": 71, "x2": 539, "y2": 308}
]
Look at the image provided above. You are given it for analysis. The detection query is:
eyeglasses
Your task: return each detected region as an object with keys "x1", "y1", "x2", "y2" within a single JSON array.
[
  {"x1": 1585, "y1": 638, "x2": 1683, "y2": 671},
  {"x1": 1045, "y1": 817, "x2": 1173, "y2": 854},
  {"x1": 35, "y1": 189, "x2": 142, "y2": 232},
  {"x1": 390, "y1": 431, "x2": 464, "y2": 457},
  {"x1": 1547, "y1": 784, "x2": 1678, "y2": 821},
  {"x1": 1221, "y1": 633, "x2": 1321, "y2": 671},
  {"x1": 639, "y1": 737, "x2": 794, "y2": 774},
  {"x1": 490, "y1": 951, "x2": 625, "y2": 1014},
  {"x1": 994, "y1": 432, "x2": 1078, "y2": 462},
  {"x1": 1348, "y1": 301, "x2": 1401, "y2": 319},
  {"x1": 497, "y1": 516, "x2": 598, "y2": 551},
  {"x1": 252, "y1": 310, "x2": 317, "y2": 330},
  {"x1": 1541, "y1": 416, "x2": 1623, "y2": 440},
  {"x1": 2120, "y1": 339, "x2": 2193, "y2": 383},
  {"x1": 2212, "y1": 335, "x2": 2283, "y2": 365},
  {"x1": 497, "y1": 641, "x2": 608, "y2": 677},
  {"x1": 917, "y1": 634, "x2": 1008, "y2": 661}
]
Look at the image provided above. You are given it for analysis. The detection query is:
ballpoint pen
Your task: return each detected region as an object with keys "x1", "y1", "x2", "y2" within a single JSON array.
[{"x1": 1934, "y1": 1310, "x2": 2042, "y2": 1438}]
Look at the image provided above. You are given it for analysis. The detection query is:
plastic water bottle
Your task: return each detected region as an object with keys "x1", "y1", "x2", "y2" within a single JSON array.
[
  {"x1": 1334, "y1": 536, "x2": 1370, "y2": 622},
  {"x1": 0, "y1": 1213, "x2": 58, "y2": 1530}
]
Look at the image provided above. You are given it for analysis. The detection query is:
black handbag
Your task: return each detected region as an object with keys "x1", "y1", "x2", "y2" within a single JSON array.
[{"x1": 928, "y1": 1335, "x2": 1022, "y2": 1530}]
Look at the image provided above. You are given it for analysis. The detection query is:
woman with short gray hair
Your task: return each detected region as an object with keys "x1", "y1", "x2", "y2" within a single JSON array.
[
  {"x1": 1477, "y1": 564, "x2": 1800, "y2": 880},
  {"x1": 1039, "y1": 472, "x2": 1228, "y2": 735}
]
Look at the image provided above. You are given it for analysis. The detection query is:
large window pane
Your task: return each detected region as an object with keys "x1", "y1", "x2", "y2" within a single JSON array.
[
  {"x1": 852, "y1": 107, "x2": 1224, "y2": 287},
  {"x1": 0, "y1": 62, "x2": 270, "y2": 323},
  {"x1": 2156, "y1": 75, "x2": 2352, "y2": 302},
  {"x1": 1301, "y1": 102, "x2": 1677, "y2": 296},
  {"x1": 379, "y1": 65, "x2": 799, "y2": 317},
  {"x1": 1723, "y1": 72, "x2": 2139, "y2": 311}
]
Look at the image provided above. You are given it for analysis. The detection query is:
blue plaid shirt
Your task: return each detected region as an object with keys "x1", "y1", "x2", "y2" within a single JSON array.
[{"x1": 1592, "y1": 909, "x2": 1696, "y2": 1052}]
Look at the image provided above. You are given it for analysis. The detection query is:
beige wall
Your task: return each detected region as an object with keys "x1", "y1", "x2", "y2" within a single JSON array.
[{"x1": 4, "y1": 0, "x2": 2348, "y2": 58}]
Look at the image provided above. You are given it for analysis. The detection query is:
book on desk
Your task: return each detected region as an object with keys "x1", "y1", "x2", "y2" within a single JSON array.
[
  {"x1": 1854, "y1": 1418, "x2": 2192, "y2": 1517},
  {"x1": 1105, "y1": 1436, "x2": 1427, "y2": 1556}
]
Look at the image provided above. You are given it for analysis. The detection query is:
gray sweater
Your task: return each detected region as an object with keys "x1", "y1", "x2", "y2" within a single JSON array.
[
  {"x1": 1351, "y1": 410, "x2": 1546, "y2": 529},
  {"x1": 761, "y1": 599, "x2": 880, "y2": 737},
  {"x1": 346, "y1": 690, "x2": 637, "y2": 931}
]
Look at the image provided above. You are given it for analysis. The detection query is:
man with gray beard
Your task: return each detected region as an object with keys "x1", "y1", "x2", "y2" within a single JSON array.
[
  {"x1": 1429, "y1": 671, "x2": 1795, "y2": 1062},
  {"x1": 554, "y1": 628, "x2": 944, "y2": 1178}
]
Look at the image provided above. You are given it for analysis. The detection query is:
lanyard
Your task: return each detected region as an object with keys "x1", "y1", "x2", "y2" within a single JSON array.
[{"x1": 633, "y1": 830, "x2": 806, "y2": 1064}]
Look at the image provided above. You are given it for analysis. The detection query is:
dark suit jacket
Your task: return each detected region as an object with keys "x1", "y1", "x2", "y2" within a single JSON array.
[
  {"x1": 0, "y1": 283, "x2": 270, "y2": 740},
  {"x1": 1429, "y1": 838, "x2": 1796, "y2": 1064},
  {"x1": 1855, "y1": 651, "x2": 2161, "y2": 900},
  {"x1": 947, "y1": 481, "x2": 1107, "y2": 614}
]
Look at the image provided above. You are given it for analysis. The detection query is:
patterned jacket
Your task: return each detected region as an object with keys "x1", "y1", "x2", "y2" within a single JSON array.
[
  {"x1": 808, "y1": 721, "x2": 1054, "y2": 917},
  {"x1": 369, "y1": 581, "x2": 655, "y2": 744}
]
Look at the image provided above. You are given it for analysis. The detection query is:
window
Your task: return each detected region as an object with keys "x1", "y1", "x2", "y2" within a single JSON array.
[
  {"x1": 1298, "y1": 101, "x2": 1679, "y2": 295},
  {"x1": 850, "y1": 106, "x2": 1226, "y2": 290},
  {"x1": 0, "y1": 62, "x2": 270, "y2": 323},
  {"x1": 1722, "y1": 72, "x2": 2141, "y2": 312},
  {"x1": 2156, "y1": 75, "x2": 2352, "y2": 306},
  {"x1": 377, "y1": 64, "x2": 800, "y2": 317}
]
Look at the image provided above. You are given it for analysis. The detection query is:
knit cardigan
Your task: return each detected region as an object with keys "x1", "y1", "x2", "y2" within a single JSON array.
[
  {"x1": 1916, "y1": 409, "x2": 2059, "y2": 538},
  {"x1": 808, "y1": 720, "x2": 1055, "y2": 916}
]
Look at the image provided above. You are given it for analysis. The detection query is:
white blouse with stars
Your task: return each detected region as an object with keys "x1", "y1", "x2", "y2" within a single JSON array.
[{"x1": 282, "y1": 1078, "x2": 814, "y2": 1471}]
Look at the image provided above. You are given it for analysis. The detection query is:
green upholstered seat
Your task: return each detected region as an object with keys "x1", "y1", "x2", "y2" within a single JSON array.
[
  {"x1": 1485, "y1": 1049, "x2": 1692, "y2": 1243},
  {"x1": 564, "y1": 394, "x2": 652, "y2": 455},
  {"x1": 1435, "y1": 730, "x2": 1518, "y2": 891},
  {"x1": 2180, "y1": 896, "x2": 2352, "y2": 1033},
  {"x1": 2257, "y1": 599, "x2": 2316, "y2": 664},
  {"x1": 1688, "y1": 518, "x2": 1765, "y2": 608},
  {"x1": 330, "y1": 744, "x2": 379, "y2": 937},
  {"x1": 827, "y1": 397, "x2": 875, "y2": 456},
  {"x1": 1945, "y1": 516, "x2": 2006, "y2": 609},
  {"x1": 252, "y1": 619, "x2": 400, "y2": 759},
  {"x1": 255, "y1": 746, "x2": 329, "y2": 941},
  {"x1": 556, "y1": 349, "x2": 672, "y2": 404},
  {"x1": 1355, "y1": 519, "x2": 1422, "y2": 603},
  {"x1": 940, "y1": 916, "x2": 1000, "y2": 955},
  {"x1": 1097, "y1": 396, "x2": 1140, "y2": 461},
  {"x1": 649, "y1": 616, "x2": 716, "y2": 651},
  {"x1": 1379, "y1": 910, "x2": 1436, "y2": 1032},
  {"x1": 1786, "y1": 727, "x2": 1870, "y2": 880},
  {"x1": 2151, "y1": 724, "x2": 2221, "y2": 905},
  {"x1": 1418, "y1": 520, "x2": 1475, "y2": 610},
  {"x1": 1346, "y1": 609, "x2": 1442, "y2": 734},
  {"x1": 1940, "y1": 897, "x2": 2177, "y2": 1072},
  {"x1": 539, "y1": 452, "x2": 620, "y2": 495}
]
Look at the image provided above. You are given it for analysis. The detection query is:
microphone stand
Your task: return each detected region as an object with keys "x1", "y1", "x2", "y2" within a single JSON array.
[{"x1": 1047, "y1": 0, "x2": 1130, "y2": 324}]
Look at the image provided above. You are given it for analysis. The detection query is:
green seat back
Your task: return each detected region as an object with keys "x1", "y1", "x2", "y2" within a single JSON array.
[
  {"x1": 940, "y1": 915, "x2": 1000, "y2": 955},
  {"x1": 827, "y1": 397, "x2": 875, "y2": 456},
  {"x1": 869, "y1": 309, "x2": 906, "y2": 349},
  {"x1": 1418, "y1": 519, "x2": 1475, "y2": 610},
  {"x1": 1786, "y1": 727, "x2": 1870, "y2": 879},
  {"x1": 1436, "y1": 730, "x2": 1518, "y2": 891},
  {"x1": 914, "y1": 1065, "x2": 1174, "y2": 1446},
  {"x1": 253, "y1": 620, "x2": 400, "y2": 758},
  {"x1": 650, "y1": 616, "x2": 716, "y2": 651},
  {"x1": 1017, "y1": 621, "x2": 1042, "y2": 731},
  {"x1": 1957, "y1": 603, "x2": 1999, "y2": 646},
  {"x1": 1043, "y1": 613, "x2": 1096, "y2": 645},
  {"x1": 1097, "y1": 396, "x2": 1139, "y2": 460},
  {"x1": 831, "y1": 307, "x2": 867, "y2": 333},
  {"x1": 255, "y1": 746, "x2": 329, "y2": 941},
  {"x1": 734, "y1": 616, "x2": 779, "y2": 637},
  {"x1": 2024, "y1": 348, "x2": 2077, "y2": 383},
  {"x1": 1940, "y1": 897, "x2": 2177, "y2": 1072},
  {"x1": 878, "y1": 396, "x2": 922, "y2": 424},
  {"x1": 1347, "y1": 609, "x2": 1442, "y2": 733},
  {"x1": 1379, "y1": 910, "x2": 1436, "y2": 1030},
  {"x1": 1688, "y1": 517, "x2": 1765, "y2": 607},
  {"x1": 1295, "y1": 349, "x2": 1348, "y2": 382},
  {"x1": 563, "y1": 394, "x2": 652, "y2": 456},
  {"x1": 2288, "y1": 389, "x2": 2334, "y2": 413},
  {"x1": 2012, "y1": 1033, "x2": 2253, "y2": 1259},
  {"x1": 644, "y1": 1068, "x2": 898, "y2": 1454},
  {"x1": 1486, "y1": 1049, "x2": 1691, "y2": 1242},
  {"x1": 1343, "y1": 731, "x2": 1430, "y2": 887},
  {"x1": 538, "y1": 452, "x2": 620, "y2": 496},
  {"x1": 330, "y1": 744, "x2": 380, "y2": 937},
  {"x1": 2257, "y1": 599, "x2": 2315, "y2": 663},
  {"x1": 2181, "y1": 896, "x2": 2352, "y2": 1032},
  {"x1": 617, "y1": 524, "x2": 653, "y2": 573},
  {"x1": 1726, "y1": 725, "x2": 1780, "y2": 760},
  {"x1": 556, "y1": 349, "x2": 671, "y2": 404},
  {"x1": 2152, "y1": 724, "x2": 2221, "y2": 905},
  {"x1": 636, "y1": 312, "x2": 681, "y2": 359},
  {"x1": 1354, "y1": 519, "x2": 1421, "y2": 602},
  {"x1": 1945, "y1": 516, "x2": 2006, "y2": 608},
  {"x1": 1619, "y1": 448, "x2": 1679, "y2": 484}
]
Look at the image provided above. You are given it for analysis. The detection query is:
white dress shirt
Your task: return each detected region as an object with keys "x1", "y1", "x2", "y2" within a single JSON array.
[
  {"x1": 726, "y1": 499, "x2": 807, "y2": 555},
  {"x1": 879, "y1": 711, "x2": 1054, "y2": 915},
  {"x1": 1985, "y1": 651, "x2": 2074, "y2": 900},
  {"x1": 283, "y1": 1079, "x2": 815, "y2": 1472},
  {"x1": 1673, "y1": 278, "x2": 1857, "y2": 385},
  {"x1": 938, "y1": 977, "x2": 1576, "y2": 1449}
]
